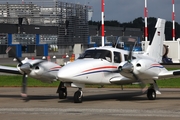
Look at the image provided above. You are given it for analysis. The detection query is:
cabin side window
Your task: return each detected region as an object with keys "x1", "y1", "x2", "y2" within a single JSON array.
[
  {"x1": 113, "y1": 52, "x2": 121, "y2": 63},
  {"x1": 104, "y1": 51, "x2": 112, "y2": 62},
  {"x1": 78, "y1": 49, "x2": 112, "y2": 61}
]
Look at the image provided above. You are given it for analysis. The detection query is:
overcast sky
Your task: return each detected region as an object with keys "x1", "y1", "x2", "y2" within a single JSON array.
[
  {"x1": 1, "y1": 0, "x2": 180, "y2": 23},
  {"x1": 64, "y1": 0, "x2": 180, "y2": 24}
]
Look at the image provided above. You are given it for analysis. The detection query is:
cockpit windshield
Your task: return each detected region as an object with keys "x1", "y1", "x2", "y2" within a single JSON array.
[{"x1": 78, "y1": 49, "x2": 112, "y2": 61}]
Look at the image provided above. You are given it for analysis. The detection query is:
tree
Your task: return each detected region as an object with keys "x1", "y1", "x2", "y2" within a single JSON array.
[
  {"x1": 133, "y1": 17, "x2": 144, "y2": 28},
  {"x1": 88, "y1": 17, "x2": 180, "y2": 40}
]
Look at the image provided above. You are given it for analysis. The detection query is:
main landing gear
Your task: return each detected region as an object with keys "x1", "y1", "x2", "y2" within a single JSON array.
[
  {"x1": 146, "y1": 81, "x2": 160, "y2": 100},
  {"x1": 57, "y1": 82, "x2": 67, "y2": 99},
  {"x1": 147, "y1": 88, "x2": 156, "y2": 100}
]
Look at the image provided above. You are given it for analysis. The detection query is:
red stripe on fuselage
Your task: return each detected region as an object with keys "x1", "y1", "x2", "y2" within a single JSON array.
[
  {"x1": 50, "y1": 66, "x2": 61, "y2": 70},
  {"x1": 83, "y1": 66, "x2": 117, "y2": 72}
]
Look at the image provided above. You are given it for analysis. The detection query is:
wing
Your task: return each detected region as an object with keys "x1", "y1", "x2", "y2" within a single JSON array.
[
  {"x1": 158, "y1": 70, "x2": 180, "y2": 79},
  {"x1": 0, "y1": 65, "x2": 21, "y2": 75}
]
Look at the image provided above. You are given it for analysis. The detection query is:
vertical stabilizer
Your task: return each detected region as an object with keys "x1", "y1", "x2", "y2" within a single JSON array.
[{"x1": 144, "y1": 18, "x2": 166, "y2": 63}]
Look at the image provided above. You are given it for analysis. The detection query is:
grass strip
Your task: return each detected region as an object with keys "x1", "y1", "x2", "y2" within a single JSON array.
[
  {"x1": 0, "y1": 75, "x2": 60, "y2": 87},
  {"x1": 0, "y1": 75, "x2": 180, "y2": 88}
]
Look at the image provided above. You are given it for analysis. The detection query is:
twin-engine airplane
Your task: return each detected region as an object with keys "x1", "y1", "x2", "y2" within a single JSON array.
[
  {"x1": 0, "y1": 48, "x2": 61, "y2": 97},
  {"x1": 57, "y1": 18, "x2": 180, "y2": 103},
  {"x1": 0, "y1": 18, "x2": 179, "y2": 103}
]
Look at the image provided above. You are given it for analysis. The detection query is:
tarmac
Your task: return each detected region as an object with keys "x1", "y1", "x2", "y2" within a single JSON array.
[
  {"x1": 1, "y1": 58, "x2": 180, "y2": 120},
  {"x1": 0, "y1": 87, "x2": 180, "y2": 120}
]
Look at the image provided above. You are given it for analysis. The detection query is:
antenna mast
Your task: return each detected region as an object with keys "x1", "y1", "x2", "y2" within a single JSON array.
[
  {"x1": 172, "y1": 0, "x2": 175, "y2": 41},
  {"x1": 144, "y1": 0, "x2": 148, "y2": 41},
  {"x1": 101, "y1": 0, "x2": 105, "y2": 46}
]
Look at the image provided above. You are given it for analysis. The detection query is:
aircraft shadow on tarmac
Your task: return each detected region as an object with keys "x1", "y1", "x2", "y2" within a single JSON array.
[
  {"x1": 0, "y1": 91, "x2": 146, "y2": 102},
  {"x1": 0, "y1": 90, "x2": 180, "y2": 102},
  {"x1": 0, "y1": 94, "x2": 58, "y2": 102},
  {"x1": 59, "y1": 91, "x2": 147, "y2": 103},
  {"x1": 24, "y1": 95, "x2": 58, "y2": 102},
  {"x1": 59, "y1": 90, "x2": 180, "y2": 103}
]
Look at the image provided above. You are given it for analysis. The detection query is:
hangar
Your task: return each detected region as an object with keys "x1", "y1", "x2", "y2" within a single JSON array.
[{"x1": 0, "y1": 0, "x2": 143, "y2": 59}]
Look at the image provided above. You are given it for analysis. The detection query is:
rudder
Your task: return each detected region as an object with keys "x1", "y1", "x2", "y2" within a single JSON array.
[{"x1": 144, "y1": 18, "x2": 166, "y2": 63}]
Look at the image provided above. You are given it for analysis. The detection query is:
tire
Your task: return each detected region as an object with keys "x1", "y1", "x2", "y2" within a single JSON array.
[
  {"x1": 147, "y1": 89, "x2": 156, "y2": 100},
  {"x1": 74, "y1": 91, "x2": 83, "y2": 103},
  {"x1": 58, "y1": 88, "x2": 67, "y2": 99}
]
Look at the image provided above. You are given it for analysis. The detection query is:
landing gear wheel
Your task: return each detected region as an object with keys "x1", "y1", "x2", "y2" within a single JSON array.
[
  {"x1": 74, "y1": 90, "x2": 83, "y2": 103},
  {"x1": 57, "y1": 82, "x2": 67, "y2": 99},
  {"x1": 147, "y1": 89, "x2": 156, "y2": 100},
  {"x1": 59, "y1": 87, "x2": 67, "y2": 99}
]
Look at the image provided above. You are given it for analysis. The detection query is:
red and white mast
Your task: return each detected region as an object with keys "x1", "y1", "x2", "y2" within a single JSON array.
[
  {"x1": 172, "y1": 0, "x2": 175, "y2": 41},
  {"x1": 101, "y1": 0, "x2": 105, "y2": 46},
  {"x1": 22, "y1": 0, "x2": 24, "y2": 4},
  {"x1": 144, "y1": 0, "x2": 148, "y2": 41}
]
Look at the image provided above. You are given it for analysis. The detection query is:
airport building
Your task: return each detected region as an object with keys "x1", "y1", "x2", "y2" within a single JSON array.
[{"x1": 0, "y1": 0, "x2": 143, "y2": 58}]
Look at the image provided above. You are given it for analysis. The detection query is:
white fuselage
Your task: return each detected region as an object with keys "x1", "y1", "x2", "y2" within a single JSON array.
[
  {"x1": 57, "y1": 46, "x2": 143, "y2": 86},
  {"x1": 58, "y1": 58, "x2": 119, "y2": 84}
]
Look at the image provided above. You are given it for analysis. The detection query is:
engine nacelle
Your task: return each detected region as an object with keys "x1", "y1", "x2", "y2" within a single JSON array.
[
  {"x1": 30, "y1": 65, "x2": 58, "y2": 83},
  {"x1": 131, "y1": 59, "x2": 162, "y2": 79},
  {"x1": 119, "y1": 59, "x2": 162, "y2": 80},
  {"x1": 34, "y1": 66, "x2": 44, "y2": 75}
]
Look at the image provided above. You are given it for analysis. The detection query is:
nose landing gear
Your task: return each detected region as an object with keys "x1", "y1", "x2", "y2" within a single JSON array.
[{"x1": 74, "y1": 88, "x2": 83, "y2": 103}]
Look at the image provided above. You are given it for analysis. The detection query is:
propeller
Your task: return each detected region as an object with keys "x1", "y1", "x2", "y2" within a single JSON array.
[
  {"x1": 6, "y1": 46, "x2": 22, "y2": 65},
  {"x1": 118, "y1": 44, "x2": 147, "y2": 91},
  {"x1": 119, "y1": 44, "x2": 134, "y2": 73},
  {"x1": 6, "y1": 47, "x2": 45, "y2": 97},
  {"x1": 6, "y1": 47, "x2": 30, "y2": 97}
]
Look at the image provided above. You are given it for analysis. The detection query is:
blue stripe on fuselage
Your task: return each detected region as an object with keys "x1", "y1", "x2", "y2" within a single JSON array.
[{"x1": 75, "y1": 70, "x2": 112, "y2": 77}]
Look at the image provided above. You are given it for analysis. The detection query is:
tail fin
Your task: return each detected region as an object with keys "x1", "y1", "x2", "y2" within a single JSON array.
[{"x1": 144, "y1": 18, "x2": 166, "y2": 63}]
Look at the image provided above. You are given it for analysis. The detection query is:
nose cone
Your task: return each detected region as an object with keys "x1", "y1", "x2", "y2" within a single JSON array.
[
  {"x1": 57, "y1": 59, "x2": 96, "y2": 82},
  {"x1": 57, "y1": 60, "x2": 85, "y2": 82},
  {"x1": 57, "y1": 65, "x2": 72, "y2": 81}
]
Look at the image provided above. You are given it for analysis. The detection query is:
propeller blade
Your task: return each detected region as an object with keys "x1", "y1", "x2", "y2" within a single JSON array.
[
  {"x1": 131, "y1": 72, "x2": 148, "y2": 93},
  {"x1": 6, "y1": 47, "x2": 22, "y2": 64},
  {"x1": 32, "y1": 60, "x2": 45, "y2": 67},
  {"x1": 127, "y1": 44, "x2": 133, "y2": 62},
  {"x1": 21, "y1": 74, "x2": 28, "y2": 97}
]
